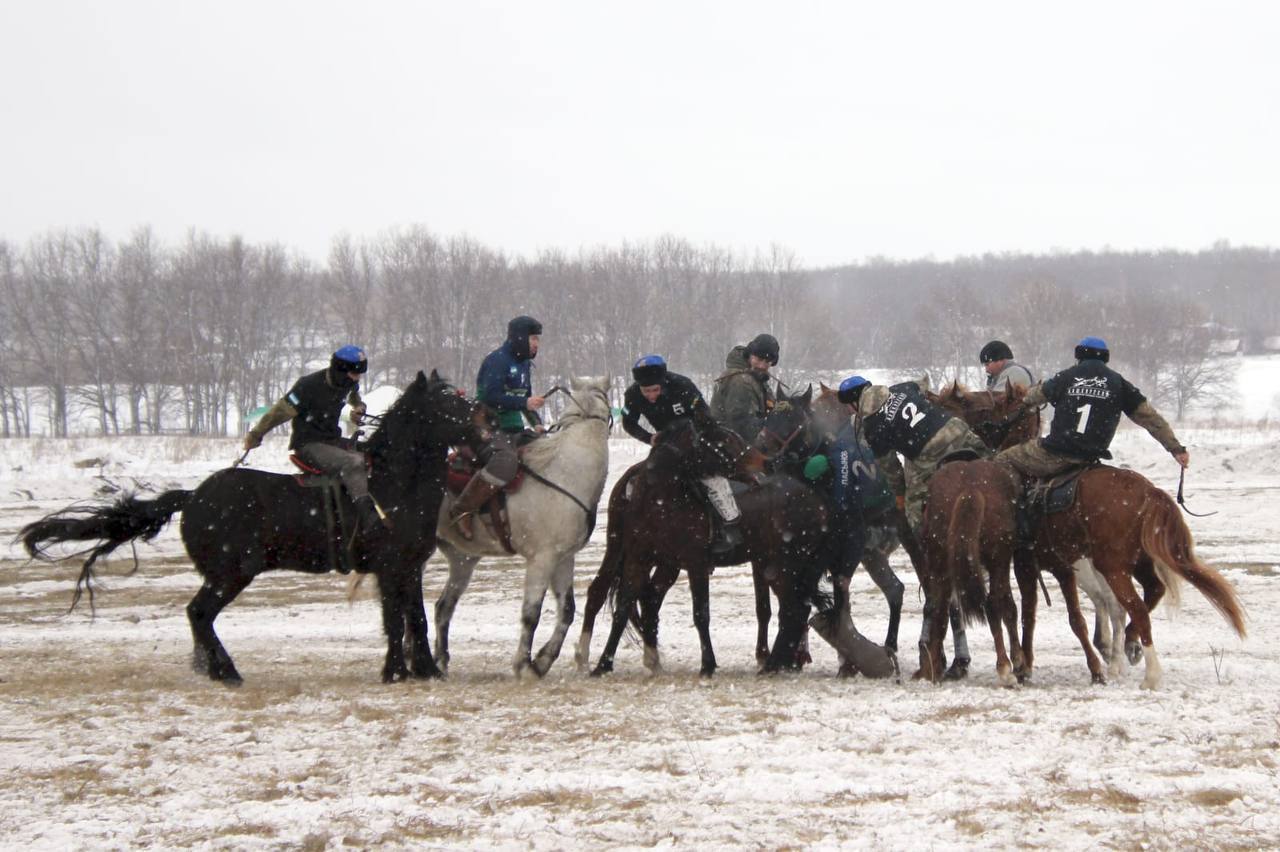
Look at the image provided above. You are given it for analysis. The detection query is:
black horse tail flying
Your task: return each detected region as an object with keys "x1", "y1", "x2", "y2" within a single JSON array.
[{"x1": 17, "y1": 489, "x2": 193, "y2": 615}]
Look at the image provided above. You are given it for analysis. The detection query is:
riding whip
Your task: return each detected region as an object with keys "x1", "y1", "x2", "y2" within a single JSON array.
[{"x1": 1176, "y1": 466, "x2": 1216, "y2": 517}]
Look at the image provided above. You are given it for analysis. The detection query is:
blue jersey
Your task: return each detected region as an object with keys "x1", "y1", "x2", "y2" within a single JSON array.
[
  {"x1": 828, "y1": 422, "x2": 894, "y2": 516},
  {"x1": 476, "y1": 341, "x2": 537, "y2": 432}
]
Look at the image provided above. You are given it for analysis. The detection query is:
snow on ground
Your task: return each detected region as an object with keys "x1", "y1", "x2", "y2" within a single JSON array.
[{"x1": 1, "y1": 425, "x2": 1278, "y2": 849}]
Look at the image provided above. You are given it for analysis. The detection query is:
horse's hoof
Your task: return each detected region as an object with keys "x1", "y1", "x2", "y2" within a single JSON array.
[
  {"x1": 590, "y1": 664, "x2": 612, "y2": 678},
  {"x1": 530, "y1": 656, "x2": 553, "y2": 678},
  {"x1": 1091, "y1": 672, "x2": 1107, "y2": 686},
  {"x1": 943, "y1": 659, "x2": 970, "y2": 681},
  {"x1": 217, "y1": 673, "x2": 244, "y2": 688},
  {"x1": 412, "y1": 666, "x2": 444, "y2": 680},
  {"x1": 699, "y1": 667, "x2": 716, "y2": 679},
  {"x1": 1126, "y1": 641, "x2": 1144, "y2": 666},
  {"x1": 838, "y1": 662, "x2": 859, "y2": 679}
]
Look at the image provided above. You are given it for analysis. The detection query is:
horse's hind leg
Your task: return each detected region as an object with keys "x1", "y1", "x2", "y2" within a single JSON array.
[
  {"x1": 1096, "y1": 556, "x2": 1162, "y2": 689},
  {"x1": 531, "y1": 554, "x2": 576, "y2": 677},
  {"x1": 1050, "y1": 562, "x2": 1107, "y2": 685},
  {"x1": 433, "y1": 544, "x2": 480, "y2": 674},
  {"x1": 945, "y1": 603, "x2": 971, "y2": 680},
  {"x1": 403, "y1": 565, "x2": 442, "y2": 680},
  {"x1": 575, "y1": 555, "x2": 614, "y2": 673},
  {"x1": 687, "y1": 566, "x2": 718, "y2": 677},
  {"x1": 187, "y1": 573, "x2": 253, "y2": 685},
  {"x1": 751, "y1": 560, "x2": 772, "y2": 666},
  {"x1": 514, "y1": 554, "x2": 555, "y2": 679}
]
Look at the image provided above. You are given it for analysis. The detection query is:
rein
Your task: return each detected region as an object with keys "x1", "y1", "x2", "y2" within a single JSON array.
[
  {"x1": 759, "y1": 422, "x2": 805, "y2": 458},
  {"x1": 544, "y1": 384, "x2": 614, "y2": 430},
  {"x1": 1176, "y1": 467, "x2": 1217, "y2": 517}
]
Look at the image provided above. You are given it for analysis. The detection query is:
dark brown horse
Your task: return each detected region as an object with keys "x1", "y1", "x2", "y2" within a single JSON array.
[
  {"x1": 581, "y1": 411, "x2": 839, "y2": 677},
  {"x1": 19, "y1": 371, "x2": 490, "y2": 685}
]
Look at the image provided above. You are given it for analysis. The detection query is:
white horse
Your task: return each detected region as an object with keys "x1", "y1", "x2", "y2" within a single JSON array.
[{"x1": 434, "y1": 375, "x2": 612, "y2": 678}]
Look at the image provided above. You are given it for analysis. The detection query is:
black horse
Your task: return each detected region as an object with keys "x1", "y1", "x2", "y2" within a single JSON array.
[{"x1": 19, "y1": 370, "x2": 488, "y2": 685}]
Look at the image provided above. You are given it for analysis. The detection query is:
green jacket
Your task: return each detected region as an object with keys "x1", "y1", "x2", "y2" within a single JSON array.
[{"x1": 709, "y1": 345, "x2": 774, "y2": 442}]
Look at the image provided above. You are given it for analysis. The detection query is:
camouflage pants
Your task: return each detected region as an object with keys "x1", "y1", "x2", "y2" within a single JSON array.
[
  {"x1": 993, "y1": 439, "x2": 1081, "y2": 486},
  {"x1": 904, "y1": 419, "x2": 990, "y2": 533}
]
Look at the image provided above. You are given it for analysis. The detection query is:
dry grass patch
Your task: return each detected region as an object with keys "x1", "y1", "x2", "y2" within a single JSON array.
[
  {"x1": 1188, "y1": 788, "x2": 1242, "y2": 807},
  {"x1": 828, "y1": 790, "x2": 909, "y2": 807},
  {"x1": 917, "y1": 703, "x2": 989, "y2": 723},
  {"x1": 1059, "y1": 786, "x2": 1142, "y2": 813},
  {"x1": 952, "y1": 814, "x2": 985, "y2": 836}
]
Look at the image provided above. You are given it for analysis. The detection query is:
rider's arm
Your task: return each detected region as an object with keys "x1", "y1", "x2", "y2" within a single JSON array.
[
  {"x1": 1128, "y1": 400, "x2": 1187, "y2": 456},
  {"x1": 878, "y1": 449, "x2": 906, "y2": 497},
  {"x1": 620, "y1": 398, "x2": 654, "y2": 444},
  {"x1": 246, "y1": 397, "x2": 297, "y2": 446}
]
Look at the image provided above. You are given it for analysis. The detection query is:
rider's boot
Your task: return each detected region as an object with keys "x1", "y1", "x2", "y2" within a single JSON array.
[
  {"x1": 355, "y1": 495, "x2": 388, "y2": 534},
  {"x1": 449, "y1": 475, "x2": 502, "y2": 541},
  {"x1": 710, "y1": 517, "x2": 743, "y2": 555}
]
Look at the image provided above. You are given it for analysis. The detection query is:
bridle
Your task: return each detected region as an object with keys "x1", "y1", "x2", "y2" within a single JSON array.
[{"x1": 544, "y1": 384, "x2": 614, "y2": 429}]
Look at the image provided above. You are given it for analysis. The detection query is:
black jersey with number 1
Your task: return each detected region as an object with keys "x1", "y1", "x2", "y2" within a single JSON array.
[{"x1": 1039, "y1": 360, "x2": 1146, "y2": 460}]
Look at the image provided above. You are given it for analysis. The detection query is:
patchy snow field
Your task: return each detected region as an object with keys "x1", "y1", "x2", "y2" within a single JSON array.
[{"x1": 1, "y1": 426, "x2": 1278, "y2": 850}]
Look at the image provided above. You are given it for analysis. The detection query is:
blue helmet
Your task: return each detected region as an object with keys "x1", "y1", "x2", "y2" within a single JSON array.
[
  {"x1": 1074, "y1": 336, "x2": 1110, "y2": 363},
  {"x1": 632, "y1": 354, "x2": 668, "y2": 386},
  {"x1": 331, "y1": 345, "x2": 368, "y2": 374},
  {"x1": 837, "y1": 375, "x2": 870, "y2": 405}
]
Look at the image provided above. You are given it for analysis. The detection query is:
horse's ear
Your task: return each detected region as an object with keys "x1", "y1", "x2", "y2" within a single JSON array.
[
  {"x1": 413, "y1": 370, "x2": 428, "y2": 388},
  {"x1": 429, "y1": 368, "x2": 442, "y2": 383},
  {"x1": 947, "y1": 382, "x2": 962, "y2": 399},
  {"x1": 799, "y1": 384, "x2": 813, "y2": 407},
  {"x1": 819, "y1": 381, "x2": 832, "y2": 393}
]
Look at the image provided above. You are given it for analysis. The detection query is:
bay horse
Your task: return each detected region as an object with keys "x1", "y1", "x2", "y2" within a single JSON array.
[
  {"x1": 919, "y1": 460, "x2": 1246, "y2": 688},
  {"x1": 18, "y1": 370, "x2": 489, "y2": 685},
  {"x1": 583, "y1": 411, "x2": 835, "y2": 677},
  {"x1": 433, "y1": 376, "x2": 612, "y2": 679}
]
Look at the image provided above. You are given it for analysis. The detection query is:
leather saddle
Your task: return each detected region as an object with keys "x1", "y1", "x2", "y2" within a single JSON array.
[
  {"x1": 287, "y1": 453, "x2": 366, "y2": 574},
  {"x1": 445, "y1": 443, "x2": 535, "y2": 555}
]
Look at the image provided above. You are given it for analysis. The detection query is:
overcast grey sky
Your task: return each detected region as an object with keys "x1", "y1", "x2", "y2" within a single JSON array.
[{"x1": 2, "y1": 1, "x2": 1277, "y2": 267}]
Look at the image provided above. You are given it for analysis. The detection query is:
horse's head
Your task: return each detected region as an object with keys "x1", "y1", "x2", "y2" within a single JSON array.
[
  {"x1": 932, "y1": 381, "x2": 1034, "y2": 450},
  {"x1": 813, "y1": 381, "x2": 851, "y2": 438},
  {"x1": 650, "y1": 408, "x2": 765, "y2": 481},
  {"x1": 753, "y1": 384, "x2": 813, "y2": 458},
  {"x1": 366, "y1": 369, "x2": 491, "y2": 461},
  {"x1": 560, "y1": 376, "x2": 613, "y2": 425}
]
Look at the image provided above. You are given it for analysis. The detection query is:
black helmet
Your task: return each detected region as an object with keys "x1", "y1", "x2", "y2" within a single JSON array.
[
  {"x1": 631, "y1": 354, "x2": 667, "y2": 386},
  {"x1": 331, "y1": 345, "x2": 368, "y2": 375},
  {"x1": 506, "y1": 315, "x2": 543, "y2": 360},
  {"x1": 979, "y1": 340, "x2": 1013, "y2": 364},
  {"x1": 745, "y1": 333, "x2": 780, "y2": 366},
  {"x1": 1074, "y1": 336, "x2": 1110, "y2": 363}
]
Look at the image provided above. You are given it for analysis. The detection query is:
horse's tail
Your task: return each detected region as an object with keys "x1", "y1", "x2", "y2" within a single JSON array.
[
  {"x1": 1140, "y1": 489, "x2": 1246, "y2": 638},
  {"x1": 947, "y1": 490, "x2": 990, "y2": 626},
  {"x1": 17, "y1": 490, "x2": 193, "y2": 614}
]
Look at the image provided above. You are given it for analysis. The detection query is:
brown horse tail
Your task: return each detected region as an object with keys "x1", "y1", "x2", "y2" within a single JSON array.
[
  {"x1": 1140, "y1": 490, "x2": 1246, "y2": 638},
  {"x1": 946, "y1": 490, "x2": 990, "y2": 626},
  {"x1": 17, "y1": 490, "x2": 193, "y2": 615}
]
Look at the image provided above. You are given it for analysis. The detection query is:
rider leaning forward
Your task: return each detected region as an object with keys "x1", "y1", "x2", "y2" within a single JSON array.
[
  {"x1": 623, "y1": 354, "x2": 744, "y2": 554},
  {"x1": 244, "y1": 345, "x2": 383, "y2": 534}
]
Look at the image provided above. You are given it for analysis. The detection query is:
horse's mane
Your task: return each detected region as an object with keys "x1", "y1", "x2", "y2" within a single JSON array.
[
  {"x1": 362, "y1": 372, "x2": 454, "y2": 460},
  {"x1": 520, "y1": 377, "x2": 611, "y2": 470}
]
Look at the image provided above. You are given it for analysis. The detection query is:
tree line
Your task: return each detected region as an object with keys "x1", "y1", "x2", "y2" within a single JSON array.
[{"x1": 2, "y1": 228, "x2": 1274, "y2": 437}]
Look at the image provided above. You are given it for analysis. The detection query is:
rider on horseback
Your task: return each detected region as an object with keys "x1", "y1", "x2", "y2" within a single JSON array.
[
  {"x1": 980, "y1": 340, "x2": 1035, "y2": 392},
  {"x1": 995, "y1": 336, "x2": 1189, "y2": 485},
  {"x1": 623, "y1": 354, "x2": 743, "y2": 554},
  {"x1": 710, "y1": 333, "x2": 779, "y2": 443},
  {"x1": 450, "y1": 315, "x2": 547, "y2": 539},
  {"x1": 243, "y1": 345, "x2": 384, "y2": 534},
  {"x1": 835, "y1": 375, "x2": 988, "y2": 534}
]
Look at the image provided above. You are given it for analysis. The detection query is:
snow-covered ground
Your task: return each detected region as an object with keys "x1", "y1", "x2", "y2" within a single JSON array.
[{"x1": 1, "y1": 422, "x2": 1277, "y2": 850}]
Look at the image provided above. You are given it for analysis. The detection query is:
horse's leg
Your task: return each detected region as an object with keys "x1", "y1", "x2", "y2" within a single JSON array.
[
  {"x1": 1013, "y1": 549, "x2": 1039, "y2": 682},
  {"x1": 402, "y1": 564, "x2": 443, "y2": 680},
  {"x1": 575, "y1": 555, "x2": 616, "y2": 673},
  {"x1": 752, "y1": 560, "x2": 773, "y2": 666},
  {"x1": 862, "y1": 546, "x2": 904, "y2": 653},
  {"x1": 944, "y1": 602, "x2": 971, "y2": 680},
  {"x1": 688, "y1": 566, "x2": 717, "y2": 677},
  {"x1": 377, "y1": 566, "x2": 416, "y2": 683},
  {"x1": 433, "y1": 544, "x2": 480, "y2": 674},
  {"x1": 1049, "y1": 562, "x2": 1107, "y2": 685},
  {"x1": 531, "y1": 554, "x2": 576, "y2": 677},
  {"x1": 1124, "y1": 557, "x2": 1163, "y2": 665},
  {"x1": 187, "y1": 572, "x2": 253, "y2": 685},
  {"x1": 514, "y1": 553, "x2": 555, "y2": 679},
  {"x1": 1096, "y1": 557, "x2": 1163, "y2": 690},
  {"x1": 591, "y1": 555, "x2": 649, "y2": 676},
  {"x1": 640, "y1": 565, "x2": 678, "y2": 674},
  {"x1": 764, "y1": 562, "x2": 810, "y2": 673}
]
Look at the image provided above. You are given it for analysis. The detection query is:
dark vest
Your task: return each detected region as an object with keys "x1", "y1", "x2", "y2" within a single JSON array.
[
  {"x1": 622, "y1": 373, "x2": 706, "y2": 442},
  {"x1": 285, "y1": 369, "x2": 355, "y2": 450},
  {"x1": 1040, "y1": 360, "x2": 1145, "y2": 460},
  {"x1": 862, "y1": 382, "x2": 950, "y2": 460}
]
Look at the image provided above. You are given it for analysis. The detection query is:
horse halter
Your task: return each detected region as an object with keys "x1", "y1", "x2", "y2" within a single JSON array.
[
  {"x1": 758, "y1": 421, "x2": 805, "y2": 458},
  {"x1": 544, "y1": 384, "x2": 614, "y2": 429}
]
